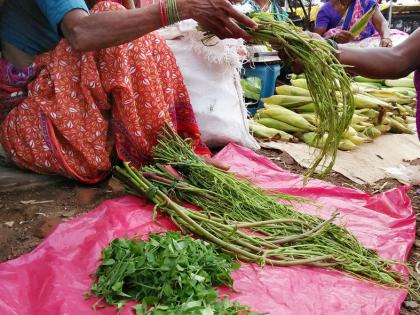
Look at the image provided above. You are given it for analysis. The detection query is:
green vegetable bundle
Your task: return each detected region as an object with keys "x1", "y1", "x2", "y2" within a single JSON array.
[
  {"x1": 90, "y1": 232, "x2": 254, "y2": 314},
  {"x1": 114, "y1": 125, "x2": 419, "y2": 300},
  {"x1": 234, "y1": 12, "x2": 354, "y2": 176}
]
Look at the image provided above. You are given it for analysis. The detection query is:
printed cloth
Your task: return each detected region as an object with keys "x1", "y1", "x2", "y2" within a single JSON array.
[
  {"x1": 324, "y1": 0, "x2": 377, "y2": 41},
  {"x1": 0, "y1": 1, "x2": 209, "y2": 184}
]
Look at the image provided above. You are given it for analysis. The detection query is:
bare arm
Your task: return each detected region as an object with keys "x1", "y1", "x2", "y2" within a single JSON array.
[
  {"x1": 61, "y1": 0, "x2": 256, "y2": 52},
  {"x1": 61, "y1": 4, "x2": 164, "y2": 51},
  {"x1": 371, "y1": 7, "x2": 391, "y2": 47},
  {"x1": 337, "y1": 28, "x2": 420, "y2": 78}
]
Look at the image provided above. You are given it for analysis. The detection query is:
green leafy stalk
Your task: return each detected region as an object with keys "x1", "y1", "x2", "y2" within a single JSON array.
[
  {"x1": 90, "y1": 232, "x2": 256, "y2": 314},
  {"x1": 205, "y1": 12, "x2": 354, "y2": 176},
  {"x1": 117, "y1": 124, "x2": 420, "y2": 301}
]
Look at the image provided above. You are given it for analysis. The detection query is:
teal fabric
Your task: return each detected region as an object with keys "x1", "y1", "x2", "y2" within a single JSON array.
[{"x1": 0, "y1": 0, "x2": 89, "y2": 56}]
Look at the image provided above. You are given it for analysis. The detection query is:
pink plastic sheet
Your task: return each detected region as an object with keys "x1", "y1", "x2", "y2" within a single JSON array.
[{"x1": 0, "y1": 144, "x2": 416, "y2": 315}]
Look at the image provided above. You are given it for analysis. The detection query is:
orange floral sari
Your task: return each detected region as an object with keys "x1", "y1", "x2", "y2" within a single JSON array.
[{"x1": 0, "y1": 2, "x2": 209, "y2": 183}]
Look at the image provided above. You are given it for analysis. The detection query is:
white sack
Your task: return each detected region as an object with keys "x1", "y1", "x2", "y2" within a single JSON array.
[{"x1": 161, "y1": 22, "x2": 259, "y2": 150}]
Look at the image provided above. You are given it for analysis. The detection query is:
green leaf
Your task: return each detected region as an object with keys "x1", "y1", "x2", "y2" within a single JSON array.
[
  {"x1": 111, "y1": 281, "x2": 123, "y2": 292},
  {"x1": 172, "y1": 239, "x2": 185, "y2": 251},
  {"x1": 145, "y1": 252, "x2": 155, "y2": 263},
  {"x1": 102, "y1": 259, "x2": 116, "y2": 266},
  {"x1": 231, "y1": 262, "x2": 241, "y2": 271},
  {"x1": 183, "y1": 301, "x2": 202, "y2": 309},
  {"x1": 149, "y1": 238, "x2": 160, "y2": 247},
  {"x1": 132, "y1": 304, "x2": 146, "y2": 315},
  {"x1": 201, "y1": 306, "x2": 214, "y2": 315},
  {"x1": 89, "y1": 233, "x2": 251, "y2": 313},
  {"x1": 192, "y1": 274, "x2": 206, "y2": 282}
]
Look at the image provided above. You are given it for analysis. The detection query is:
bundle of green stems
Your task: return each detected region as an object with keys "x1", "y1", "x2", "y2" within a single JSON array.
[
  {"x1": 115, "y1": 125, "x2": 419, "y2": 299},
  {"x1": 203, "y1": 12, "x2": 355, "y2": 176}
]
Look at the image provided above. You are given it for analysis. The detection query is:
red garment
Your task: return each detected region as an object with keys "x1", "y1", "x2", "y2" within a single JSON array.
[{"x1": 0, "y1": 1, "x2": 209, "y2": 184}]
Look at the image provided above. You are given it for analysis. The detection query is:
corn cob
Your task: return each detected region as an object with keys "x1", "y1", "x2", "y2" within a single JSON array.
[
  {"x1": 261, "y1": 95, "x2": 313, "y2": 107},
  {"x1": 339, "y1": 139, "x2": 358, "y2": 151},
  {"x1": 364, "y1": 126, "x2": 382, "y2": 138},
  {"x1": 352, "y1": 82, "x2": 382, "y2": 92},
  {"x1": 294, "y1": 103, "x2": 316, "y2": 113},
  {"x1": 353, "y1": 76, "x2": 384, "y2": 84},
  {"x1": 403, "y1": 105, "x2": 415, "y2": 116},
  {"x1": 351, "y1": 114, "x2": 370, "y2": 124},
  {"x1": 275, "y1": 85, "x2": 311, "y2": 97},
  {"x1": 263, "y1": 105, "x2": 317, "y2": 130},
  {"x1": 392, "y1": 115, "x2": 406, "y2": 124},
  {"x1": 381, "y1": 87, "x2": 416, "y2": 98},
  {"x1": 257, "y1": 118, "x2": 305, "y2": 133},
  {"x1": 342, "y1": 126, "x2": 358, "y2": 138},
  {"x1": 249, "y1": 120, "x2": 296, "y2": 141},
  {"x1": 367, "y1": 90, "x2": 413, "y2": 105},
  {"x1": 356, "y1": 108, "x2": 379, "y2": 120},
  {"x1": 301, "y1": 113, "x2": 319, "y2": 126},
  {"x1": 301, "y1": 132, "x2": 328, "y2": 149},
  {"x1": 389, "y1": 117, "x2": 414, "y2": 134},
  {"x1": 385, "y1": 78, "x2": 415, "y2": 88},
  {"x1": 351, "y1": 123, "x2": 370, "y2": 132},
  {"x1": 359, "y1": 121, "x2": 375, "y2": 127},
  {"x1": 396, "y1": 104, "x2": 408, "y2": 116},
  {"x1": 347, "y1": 134, "x2": 368, "y2": 145},
  {"x1": 354, "y1": 94, "x2": 393, "y2": 109},
  {"x1": 288, "y1": 73, "x2": 306, "y2": 80},
  {"x1": 375, "y1": 122, "x2": 391, "y2": 133},
  {"x1": 349, "y1": 6, "x2": 376, "y2": 37},
  {"x1": 290, "y1": 78, "x2": 308, "y2": 90}
]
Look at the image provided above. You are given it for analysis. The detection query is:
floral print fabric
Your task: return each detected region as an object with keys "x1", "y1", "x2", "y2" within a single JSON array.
[{"x1": 0, "y1": 1, "x2": 209, "y2": 183}]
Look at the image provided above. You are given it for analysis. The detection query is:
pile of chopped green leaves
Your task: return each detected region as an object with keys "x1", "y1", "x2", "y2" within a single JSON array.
[{"x1": 90, "y1": 232, "x2": 256, "y2": 314}]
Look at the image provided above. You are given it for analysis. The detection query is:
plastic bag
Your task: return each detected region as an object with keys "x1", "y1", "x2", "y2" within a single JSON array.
[{"x1": 0, "y1": 144, "x2": 415, "y2": 315}]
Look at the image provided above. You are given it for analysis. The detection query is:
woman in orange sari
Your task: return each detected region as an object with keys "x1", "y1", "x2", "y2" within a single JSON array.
[{"x1": 0, "y1": 0, "x2": 252, "y2": 183}]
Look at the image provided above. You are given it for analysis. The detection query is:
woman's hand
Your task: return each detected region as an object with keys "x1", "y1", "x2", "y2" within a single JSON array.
[
  {"x1": 380, "y1": 38, "x2": 392, "y2": 48},
  {"x1": 178, "y1": 0, "x2": 257, "y2": 41},
  {"x1": 334, "y1": 30, "x2": 355, "y2": 44}
]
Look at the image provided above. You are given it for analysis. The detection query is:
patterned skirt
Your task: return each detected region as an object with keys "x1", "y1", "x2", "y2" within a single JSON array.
[{"x1": 0, "y1": 2, "x2": 209, "y2": 183}]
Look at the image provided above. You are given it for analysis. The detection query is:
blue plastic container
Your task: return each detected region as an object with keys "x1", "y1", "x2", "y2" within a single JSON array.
[{"x1": 242, "y1": 63, "x2": 281, "y2": 115}]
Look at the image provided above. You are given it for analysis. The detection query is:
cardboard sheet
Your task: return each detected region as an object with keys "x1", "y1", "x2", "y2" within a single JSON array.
[{"x1": 260, "y1": 133, "x2": 420, "y2": 184}]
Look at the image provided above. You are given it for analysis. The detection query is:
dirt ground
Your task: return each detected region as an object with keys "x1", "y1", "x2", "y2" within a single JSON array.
[{"x1": 0, "y1": 148, "x2": 419, "y2": 314}]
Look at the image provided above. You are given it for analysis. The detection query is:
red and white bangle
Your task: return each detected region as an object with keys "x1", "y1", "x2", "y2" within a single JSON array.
[{"x1": 159, "y1": 0, "x2": 168, "y2": 27}]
